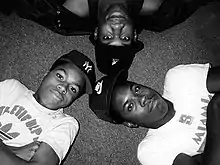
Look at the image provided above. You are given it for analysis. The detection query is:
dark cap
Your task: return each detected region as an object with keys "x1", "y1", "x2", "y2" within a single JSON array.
[
  {"x1": 52, "y1": 50, "x2": 96, "y2": 94},
  {"x1": 89, "y1": 70, "x2": 127, "y2": 123},
  {"x1": 94, "y1": 41, "x2": 144, "y2": 76}
]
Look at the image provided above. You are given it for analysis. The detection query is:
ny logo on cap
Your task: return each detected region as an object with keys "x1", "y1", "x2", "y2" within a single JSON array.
[
  {"x1": 95, "y1": 80, "x2": 103, "y2": 95},
  {"x1": 83, "y1": 61, "x2": 93, "y2": 73}
]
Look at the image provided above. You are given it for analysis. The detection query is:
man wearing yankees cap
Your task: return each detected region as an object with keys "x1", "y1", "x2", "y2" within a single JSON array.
[{"x1": 0, "y1": 50, "x2": 96, "y2": 165}]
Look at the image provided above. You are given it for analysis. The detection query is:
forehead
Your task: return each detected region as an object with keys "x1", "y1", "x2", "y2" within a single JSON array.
[
  {"x1": 54, "y1": 63, "x2": 85, "y2": 84},
  {"x1": 111, "y1": 81, "x2": 134, "y2": 110}
]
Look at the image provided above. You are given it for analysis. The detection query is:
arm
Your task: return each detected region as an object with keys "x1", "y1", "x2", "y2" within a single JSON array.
[
  {"x1": 0, "y1": 141, "x2": 59, "y2": 165},
  {"x1": 201, "y1": 92, "x2": 220, "y2": 165},
  {"x1": 206, "y1": 66, "x2": 220, "y2": 93},
  {"x1": 6, "y1": 141, "x2": 41, "y2": 161},
  {"x1": 173, "y1": 153, "x2": 201, "y2": 165},
  {"x1": 140, "y1": 0, "x2": 209, "y2": 32}
]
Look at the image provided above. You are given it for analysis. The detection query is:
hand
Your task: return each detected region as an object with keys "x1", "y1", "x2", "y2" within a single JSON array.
[
  {"x1": 8, "y1": 141, "x2": 41, "y2": 161},
  {"x1": 173, "y1": 153, "x2": 201, "y2": 165},
  {"x1": 206, "y1": 93, "x2": 220, "y2": 139}
]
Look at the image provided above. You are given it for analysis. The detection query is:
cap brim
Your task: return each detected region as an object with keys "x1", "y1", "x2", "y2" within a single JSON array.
[
  {"x1": 89, "y1": 69, "x2": 127, "y2": 123},
  {"x1": 84, "y1": 75, "x2": 93, "y2": 94},
  {"x1": 106, "y1": 69, "x2": 127, "y2": 110}
]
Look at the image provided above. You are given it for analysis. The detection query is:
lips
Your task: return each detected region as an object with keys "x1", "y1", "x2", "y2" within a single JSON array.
[
  {"x1": 143, "y1": 95, "x2": 155, "y2": 113},
  {"x1": 50, "y1": 89, "x2": 63, "y2": 102},
  {"x1": 107, "y1": 16, "x2": 126, "y2": 23},
  {"x1": 107, "y1": 11, "x2": 127, "y2": 20}
]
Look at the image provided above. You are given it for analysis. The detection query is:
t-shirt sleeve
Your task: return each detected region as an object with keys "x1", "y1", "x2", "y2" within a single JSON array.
[
  {"x1": 138, "y1": 133, "x2": 185, "y2": 165},
  {"x1": 0, "y1": 79, "x2": 27, "y2": 103},
  {"x1": 138, "y1": 136, "x2": 177, "y2": 165},
  {"x1": 163, "y1": 63, "x2": 210, "y2": 101},
  {"x1": 38, "y1": 117, "x2": 79, "y2": 164}
]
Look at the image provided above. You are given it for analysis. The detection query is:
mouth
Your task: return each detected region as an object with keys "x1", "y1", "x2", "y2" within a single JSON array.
[
  {"x1": 50, "y1": 89, "x2": 63, "y2": 102},
  {"x1": 107, "y1": 12, "x2": 127, "y2": 20},
  {"x1": 143, "y1": 95, "x2": 156, "y2": 113}
]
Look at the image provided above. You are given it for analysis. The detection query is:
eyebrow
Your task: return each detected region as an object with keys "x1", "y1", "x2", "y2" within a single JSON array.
[
  {"x1": 123, "y1": 100, "x2": 128, "y2": 112},
  {"x1": 130, "y1": 84, "x2": 134, "y2": 92},
  {"x1": 122, "y1": 84, "x2": 133, "y2": 112}
]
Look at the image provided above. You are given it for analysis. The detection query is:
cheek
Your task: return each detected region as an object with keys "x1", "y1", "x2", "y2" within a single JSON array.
[
  {"x1": 66, "y1": 93, "x2": 78, "y2": 103},
  {"x1": 156, "y1": 99, "x2": 168, "y2": 114},
  {"x1": 99, "y1": 25, "x2": 109, "y2": 34}
]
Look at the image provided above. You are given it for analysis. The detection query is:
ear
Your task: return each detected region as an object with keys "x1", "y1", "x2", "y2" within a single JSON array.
[
  {"x1": 44, "y1": 71, "x2": 49, "y2": 77},
  {"x1": 93, "y1": 27, "x2": 98, "y2": 41},
  {"x1": 133, "y1": 30, "x2": 138, "y2": 41},
  {"x1": 122, "y1": 121, "x2": 139, "y2": 128}
]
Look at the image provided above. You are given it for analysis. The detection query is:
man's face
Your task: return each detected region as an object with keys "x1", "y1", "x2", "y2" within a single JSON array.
[
  {"x1": 98, "y1": 5, "x2": 134, "y2": 46},
  {"x1": 34, "y1": 63, "x2": 85, "y2": 110},
  {"x1": 111, "y1": 81, "x2": 171, "y2": 128}
]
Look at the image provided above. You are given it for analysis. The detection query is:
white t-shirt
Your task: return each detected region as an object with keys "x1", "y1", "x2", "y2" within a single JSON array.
[
  {"x1": 0, "y1": 79, "x2": 79, "y2": 164},
  {"x1": 137, "y1": 64, "x2": 213, "y2": 165}
]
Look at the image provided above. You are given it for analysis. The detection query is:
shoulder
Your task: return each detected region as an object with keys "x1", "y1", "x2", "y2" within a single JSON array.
[
  {"x1": 59, "y1": 114, "x2": 79, "y2": 128},
  {"x1": 0, "y1": 79, "x2": 21, "y2": 86},
  {"x1": 137, "y1": 131, "x2": 176, "y2": 165},
  {"x1": 38, "y1": 115, "x2": 79, "y2": 163},
  {"x1": 166, "y1": 63, "x2": 210, "y2": 79},
  {"x1": 62, "y1": 115, "x2": 79, "y2": 132},
  {"x1": 50, "y1": 114, "x2": 79, "y2": 135},
  {"x1": 138, "y1": 127, "x2": 188, "y2": 165},
  {"x1": 163, "y1": 63, "x2": 211, "y2": 98},
  {"x1": 165, "y1": 63, "x2": 210, "y2": 86},
  {"x1": 47, "y1": 114, "x2": 79, "y2": 138},
  {"x1": 0, "y1": 79, "x2": 29, "y2": 93}
]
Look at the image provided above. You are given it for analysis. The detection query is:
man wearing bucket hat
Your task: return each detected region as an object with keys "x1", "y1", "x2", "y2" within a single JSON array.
[
  {"x1": 89, "y1": 63, "x2": 220, "y2": 165},
  {"x1": 0, "y1": 50, "x2": 96, "y2": 165}
]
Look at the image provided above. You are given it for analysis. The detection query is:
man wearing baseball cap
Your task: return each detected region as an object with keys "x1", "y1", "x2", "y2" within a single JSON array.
[
  {"x1": 89, "y1": 63, "x2": 220, "y2": 165},
  {"x1": 0, "y1": 50, "x2": 96, "y2": 165}
]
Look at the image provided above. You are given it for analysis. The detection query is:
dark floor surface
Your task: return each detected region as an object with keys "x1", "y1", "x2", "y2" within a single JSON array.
[{"x1": 0, "y1": 1, "x2": 220, "y2": 165}]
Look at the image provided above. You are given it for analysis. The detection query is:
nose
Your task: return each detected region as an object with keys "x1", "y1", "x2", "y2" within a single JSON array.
[
  {"x1": 139, "y1": 95, "x2": 148, "y2": 107},
  {"x1": 57, "y1": 84, "x2": 67, "y2": 95},
  {"x1": 110, "y1": 23, "x2": 124, "y2": 40},
  {"x1": 111, "y1": 23, "x2": 124, "y2": 29}
]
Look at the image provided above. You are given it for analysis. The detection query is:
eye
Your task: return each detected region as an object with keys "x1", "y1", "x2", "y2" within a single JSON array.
[
  {"x1": 103, "y1": 35, "x2": 112, "y2": 40},
  {"x1": 56, "y1": 73, "x2": 64, "y2": 80},
  {"x1": 121, "y1": 36, "x2": 130, "y2": 41},
  {"x1": 127, "y1": 102, "x2": 134, "y2": 112},
  {"x1": 134, "y1": 85, "x2": 141, "y2": 94},
  {"x1": 70, "y1": 86, "x2": 78, "y2": 94}
]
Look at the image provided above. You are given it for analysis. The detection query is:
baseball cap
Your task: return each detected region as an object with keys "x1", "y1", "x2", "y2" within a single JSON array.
[
  {"x1": 92, "y1": 39, "x2": 144, "y2": 76},
  {"x1": 51, "y1": 50, "x2": 96, "y2": 94},
  {"x1": 89, "y1": 69, "x2": 127, "y2": 123}
]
